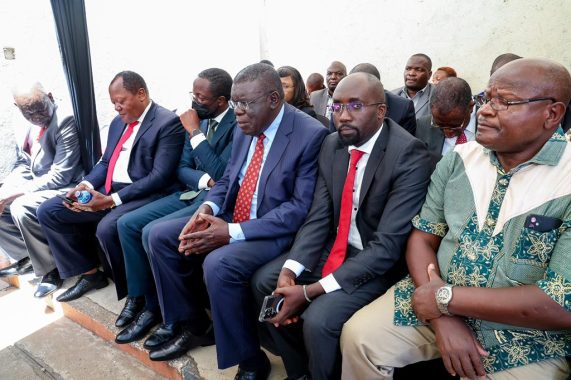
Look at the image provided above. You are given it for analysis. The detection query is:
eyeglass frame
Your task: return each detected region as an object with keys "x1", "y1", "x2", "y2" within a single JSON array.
[
  {"x1": 188, "y1": 91, "x2": 218, "y2": 104},
  {"x1": 474, "y1": 94, "x2": 556, "y2": 111},
  {"x1": 327, "y1": 101, "x2": 385, "y2": 114},
  {"x1": 229, "y1": 91, "x2": 275, "y2": 111}
]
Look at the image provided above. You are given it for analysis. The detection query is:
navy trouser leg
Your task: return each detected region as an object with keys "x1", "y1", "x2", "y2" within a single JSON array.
[
  {"x1": 147, "y1": 216, "x2": 210, "y2": 327},
  {"x1": 37, "y1": 195, "x2": 104, "y2": 278},
  {"x1": 117, "y1": 192, "x2": 190, "y2": 297},
  {"x1": 203, "y1": 237, "x2": 290, "y2": 369}
]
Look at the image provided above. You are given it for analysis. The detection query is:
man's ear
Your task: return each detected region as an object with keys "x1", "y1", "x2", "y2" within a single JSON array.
[
  {"x1": 268, "y1": 91, "x2": 280, "y2": 109},
  {"x1": 544, "y1": 102, "x2": 567, "y2": 130}
]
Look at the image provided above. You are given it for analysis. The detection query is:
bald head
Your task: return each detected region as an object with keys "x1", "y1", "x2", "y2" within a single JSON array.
[
  {"x1": 490, "y1": 53, "x2": 522, "y2": 76},
  {"x1": 306, "y1": 72, "x2": 325, "y2": 95},
  {"x1": 491, "y1": 58, "x2": 571, "y2": 105},
  {"x1": 350, "y1": 63, "x2": 381, "y2": 81}
]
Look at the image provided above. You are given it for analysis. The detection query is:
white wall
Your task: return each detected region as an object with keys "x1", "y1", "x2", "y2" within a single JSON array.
[{"x1": 0, "y1": 0, "x2": 569, "y2": 177}]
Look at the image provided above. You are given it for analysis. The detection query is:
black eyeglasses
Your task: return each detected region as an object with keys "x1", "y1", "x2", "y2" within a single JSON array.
[
  {"x1": 189, "y1": 91, "x2": 217, "y2": 103},
  {"x1": 475, "y1": 95, "x2": 556, "y2": 111},
  {"x1": 328, "y1": 102, "x2": 385, "y2": 114},
  {"x1": 431, "y1": 117, "x2": 467, "y2": 131},
  {"x1": 229, "y1": 92, "x2": 273, "y2": 111}
]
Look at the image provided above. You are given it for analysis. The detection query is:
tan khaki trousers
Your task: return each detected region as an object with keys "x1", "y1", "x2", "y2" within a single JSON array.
[{"x1": 340, "y1": 286, "x2": 570, "y2": 380}]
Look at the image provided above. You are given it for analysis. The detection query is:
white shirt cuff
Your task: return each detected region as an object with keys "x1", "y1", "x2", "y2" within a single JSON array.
[
  {"x1": 283, "y1": 259, "x2": 306, "y2": 277},
  {"x1": 319, "y1": 274, "x2": 341, "y2": 293},
  {"x1": 80, "y1": 180, "x2": 94, "y2": 190},
  {"x1": 111, "y1": 192, "x2": 122, "y2": 206},
  {"x1": 198, "y1": 173, "x2": 212, "y2": 190},
  {"x1": 190, "y1": 133, "x2": 207, "y2": 149},
  {"x1": 203, "y1": 201, "x2": 220, "y2": 216},
  {"x1": 228, "y1": 223, "x2": 245, "y2": 243}
]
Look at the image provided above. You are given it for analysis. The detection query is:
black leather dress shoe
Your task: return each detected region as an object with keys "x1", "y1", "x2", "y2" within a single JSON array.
[
  {"x1": 235, "y1": 352, "x2": 271, "y2": 380},
  {"x1": 56, "y1": 271, "x2": 108, "y2": 302},
  {"x1": 149, "y1": 325, "x2": 215, "y2": 361},
  {"x1": 143, "y1": 323, "x2": 179, "y2": 350},
  {"x1": 115, "y1": 296, "x2": 145, "y2": 327},
  {"x1": 0, "y1": 258, "x2": 33, "y2": 277},
  {"x1": 34, "y1": 268, "x2": 63, "y2": 298},
  {"x1": 115, "y1": 309, "x2": 160, "y2": 344}
]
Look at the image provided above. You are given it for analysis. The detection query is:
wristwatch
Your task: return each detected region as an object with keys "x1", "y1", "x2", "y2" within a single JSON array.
[
  {"x1": 191, "y1": 129, "x2": 203, "y2": 138},
  {"x1": 435, "y1": 284, "x2": 454, "y2": 316}
]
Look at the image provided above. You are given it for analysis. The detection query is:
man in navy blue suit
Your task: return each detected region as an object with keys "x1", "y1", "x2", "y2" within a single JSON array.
[
  {"x1": 145, "y1": 63, "x2": 328, "y2": 379},
  {"x1": 37, "y1": 71, "x2": 185, "y2": 303},
  {"x1": 112, "y1": 68, "x2": 236, "y2": 346}
]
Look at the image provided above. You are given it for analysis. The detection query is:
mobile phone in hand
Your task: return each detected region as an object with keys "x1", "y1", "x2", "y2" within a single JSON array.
[
  {"x1": 56, "y1": 194, "x2": 75, "y2": 205},
  {"x1": 258, "y1": 294, "x2": 284, "y2": 322}
]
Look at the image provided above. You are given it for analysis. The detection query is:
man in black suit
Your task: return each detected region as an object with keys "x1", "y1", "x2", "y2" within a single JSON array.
[
  {"x1": 415, "y1": 77, "x2": 477, "y2": 166},
  {"x1": 37, "y1": 71, "x2": 185, "y2": 302},
  {"x1": 336, "y1": 63, "x2": 416, "y2": 135},
  {"x1": 112, "y1": 68, "x2": 236, "y2": 345},
  {"x1": 251, "y1": 73, "x2": 432, "y2": 380}
]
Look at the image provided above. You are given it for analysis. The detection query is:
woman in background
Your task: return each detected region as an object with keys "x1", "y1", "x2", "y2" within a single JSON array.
[
  {"x1": 432, "y1": 66, "x2": 457, "y2": 84},
  {"x1": 278, "y1": 66, "x2": 317, "y2": 118}
]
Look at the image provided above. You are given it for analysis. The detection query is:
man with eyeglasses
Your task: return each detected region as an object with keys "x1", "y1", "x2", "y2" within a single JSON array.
[
  {"x1": 0, "y1": 81, "x2": 83, "y2": 293},
  {"x1": 251, "y1": 72, "x2": 432, "y2": 380},
  {"x1": 341, "y1": 58, "x2": 571, "y2": 380},
  {"x1": 110, "y1": 68, "x2": 236, "y2": 348},
  {"x1": 145, "y1": 63, "x2": 328, "y2": 378},
  {"x1": 415, "y1": 77, "x2": 477, "y2": 166},
  {"x1": 310, "y1": 61, "x2": 347, "y2": 119}
]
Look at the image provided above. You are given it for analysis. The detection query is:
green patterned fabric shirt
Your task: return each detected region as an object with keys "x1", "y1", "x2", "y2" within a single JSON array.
[{"x1": 393, "y1": 128, "x2": 571, "y2": 374}]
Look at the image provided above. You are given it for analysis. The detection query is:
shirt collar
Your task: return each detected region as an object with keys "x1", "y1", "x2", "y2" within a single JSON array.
[
  {"x1": 212, "y1": 106, "x2": 230, "y2": 124},
  {"x1": 404, "y1": 84, "x2": 428, "y2": 99},
  {"x1": 136, "y1": 100, "x2": 153, "y2": 125},
  {"x1": 259, "y1": 104, "x2": 285, "y2": 144},
  {"x1": 348, "y1": 122, "x2": 383, "y2": 155}
]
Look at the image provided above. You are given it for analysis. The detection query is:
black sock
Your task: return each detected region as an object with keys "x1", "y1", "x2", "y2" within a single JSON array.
[{"x1": 239, "y1": 350, "x2": 266, "y2": 371}]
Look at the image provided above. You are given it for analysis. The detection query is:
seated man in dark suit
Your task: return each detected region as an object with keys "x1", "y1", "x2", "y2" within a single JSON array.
[
  {"x1": 0, "y1": 81, "x2": 83, "y2": 299},
  {"x1": 251, "y1": 73, "x2": 432, "y2": 380},
  {"x1": 37, "y1": 71, "x2": 185, "y2": 302},
  {"x1": 310, "y1": 61, "x2": 347, "y2": 119},
  {"x1": 329, "y1": 63, "x2": 416, "y2": 135},
  {"x1": 416, "y1": 77, "x2": 477, "y2": 166},
  {"x1": 112, "y1": 68, "x2": 236, "y2": 345},
  {"x1": 145, "y1": 64, "x2": 328, "y2": 380}
]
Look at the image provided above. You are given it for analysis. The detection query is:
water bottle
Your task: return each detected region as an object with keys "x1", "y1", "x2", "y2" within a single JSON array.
[{"x1": 75, "y1": 190, "x2": 92, "y2": 204}]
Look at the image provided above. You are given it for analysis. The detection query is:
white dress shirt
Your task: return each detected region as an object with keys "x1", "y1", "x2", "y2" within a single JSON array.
[{"x1": 441, "y1": 108, "x2": 477, "y2": 155}]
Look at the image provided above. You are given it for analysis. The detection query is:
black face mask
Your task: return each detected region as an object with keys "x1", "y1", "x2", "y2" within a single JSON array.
[{"x1": 192, "y1": 100, "x2": 217, "y2": 120}]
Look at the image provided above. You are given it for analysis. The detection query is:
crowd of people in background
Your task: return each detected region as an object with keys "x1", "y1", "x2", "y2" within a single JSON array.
[{"x1": 0, "y1": 52, "x2": 570, "y2": 380}]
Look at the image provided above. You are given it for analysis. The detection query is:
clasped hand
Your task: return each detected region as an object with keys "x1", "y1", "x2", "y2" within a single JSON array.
[
  {"x1": 178, "y1": 205, "x2": 230, "y2": 255},
  {"x1": 412, "y1": 263, "x2": 446, "y2": 323},
  {"x1": 268, "y1": 269, "x2": 309, "y2": 327}
]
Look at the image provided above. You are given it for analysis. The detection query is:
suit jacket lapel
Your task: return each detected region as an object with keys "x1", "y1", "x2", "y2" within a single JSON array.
[
  {"x1": 359, "y1": 122, "x2": 389, "y2": 208},
  {"x1": 333, "y1": 145, "x2": 349, "y2": 218},
  {"x1": 257, "y1": 106, "x2": 293, "y2": 207},
  {"x1": 210, "y1": 109, "x2": 234, "y2": 147}
]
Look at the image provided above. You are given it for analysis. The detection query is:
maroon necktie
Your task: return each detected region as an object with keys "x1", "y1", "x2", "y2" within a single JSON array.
[
  {"x1": 322, "y1": 149, "x2": 365, "y2": 277},
  {"x1": 233, "y1": 134, "x2": 266, "y2": 223},
  {"x1": 105, "y1": 121, "x2": 139, "y2": 194},
  {"x1": 456, "y1": 131, "x2": 467, "y2": 145}
]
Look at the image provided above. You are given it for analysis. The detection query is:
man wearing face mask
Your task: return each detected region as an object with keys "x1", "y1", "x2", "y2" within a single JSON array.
[
  {"x1": 111, "y1": 68, "x2": 236, "y2": 346},
  {"x1": 0, "y1": 81, "x2": 83, "y2": 292}
]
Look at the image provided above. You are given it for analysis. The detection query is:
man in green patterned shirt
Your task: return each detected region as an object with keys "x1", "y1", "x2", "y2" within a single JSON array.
[{"x1": 340, "y1": 58, "x2": 571, "y2": 380}]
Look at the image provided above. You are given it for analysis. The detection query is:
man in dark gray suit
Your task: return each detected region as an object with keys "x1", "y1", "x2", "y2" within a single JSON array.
[
  {"x1": 310, "y1": 61, "x2": 347, "y2": 119},
  {"x1": 0, "y1": 82, "x2": 83, "y2": 296},
  {"x1": 415, "y1": 77, "x2": 477, "y2": 166},
  {"x1": 252, "y1": 73, "x2": 432, "y2": 380},
  {"x1": 392, "y1": 53, "x2": 434, "y2": 120}
]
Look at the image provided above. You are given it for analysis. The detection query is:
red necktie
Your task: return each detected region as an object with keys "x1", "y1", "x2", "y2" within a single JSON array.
[
  {"x1": 456, "y1": 131, "x2": 467, "y2": 145},
  {"x1": 322, "y1": 149, "x2": 365, "y2": 277},
  {"x1": 105, "y1": 121, "x2": 139, "y2": 194},
  {"x1": 233, "y1": 134, "x2": 266, "y2": 223},
  {"x1": 37, "y1": 127, "x2": 47, "y2": 142}
]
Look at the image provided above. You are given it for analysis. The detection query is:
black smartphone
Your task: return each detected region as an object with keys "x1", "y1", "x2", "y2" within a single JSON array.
[
  {"x1": 524, "y1": 214, "x2": 562, "y2": 233},
  {"x1": 258, "y1": 294, "x2": 284, "y2": 322},
  {"x1": 56, "y1": 194, "x2": 75, "y2": 205}
]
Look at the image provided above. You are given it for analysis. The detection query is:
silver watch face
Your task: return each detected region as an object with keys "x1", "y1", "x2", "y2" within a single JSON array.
[{"x1": 437, "y1": 286, "x2": 452, "y2": 303}]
